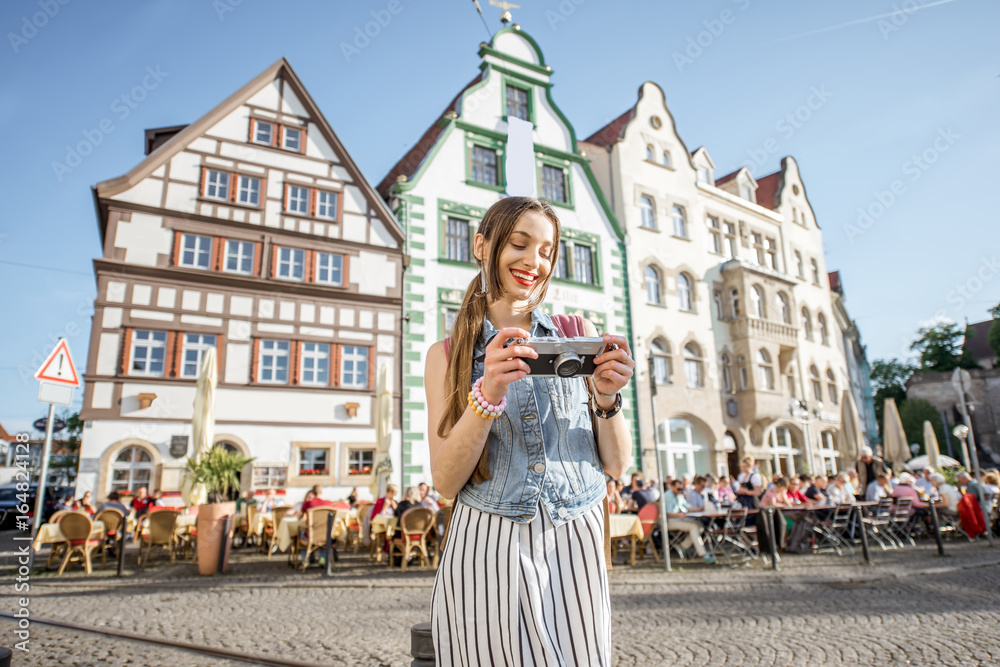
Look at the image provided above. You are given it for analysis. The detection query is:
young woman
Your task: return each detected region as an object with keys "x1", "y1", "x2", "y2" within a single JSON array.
[{"x1": 425, "y1": 197, "x2": 634, "y2": 665}]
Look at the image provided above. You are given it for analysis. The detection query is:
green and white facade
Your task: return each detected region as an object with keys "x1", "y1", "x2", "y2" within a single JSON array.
[{"x1": 377, "y1": 25, "x2": 638, "y2": 488}]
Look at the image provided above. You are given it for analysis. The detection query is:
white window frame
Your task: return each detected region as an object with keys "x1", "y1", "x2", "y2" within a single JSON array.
[
  {"x1": 282, "y1": 126, "x2": 303, "y2": 151},
  {"x1": 678, "y1": 273, "x2": 693, "y2": 312},
  {"x1": 130, "y1": 330, "x2": 167, "y2": 377},
  {"x1": 671, "y1": 205, "x2": 687, "y2": 238},
  {"x1": 639, "y1": 196, "x2": 656, "y2": 230},
  {"x1": 316, "y1": 252, "x2": 344, "y2": 286},
  {"x1": 541, "y1": 164, "x2": 567, "y2": 203},
  {"x1": 777, "y1": 292, "x2": 791, "y2": 324},
  {"x1": 347, "y1": 448, "x2": 376, "y2": 477},
  {"x1": 286, "y1": 185, "x2": 309, "y2": 215},
  {"x1": 237, "y1": 175, "x2": 261, "y2": 206},
  {"x1": 730, "y1": 289, "x2": 741, "y2": 319},
  {"x1": 724, "y1": 222, "x2": 737, "y2": 259},
  {"x1": 572, "y1": 244, "x2": 594, "y2": 284},
  {"x1": 444, "y1": 217, "x2": 471, "y2": 263},
  {"x1": 252, "y1": 120, "x2": 274, "y2": 145},
  {"x1": 300, "y1": 342, "x2": 331, "y2": 386},
  {"x1": 707, "y1": 216, "x2": 722, "y2": 254},
  {"x1": 651, "y1": 339, "x2": 671, "y2": 385},
  {"x1": 757, "y1": 349, "x2": 775, "y2": 390},
  {"x1": 204, "y1": 169, "x2": 230, "y2": 201},
  {"x1": 505, "y1": 85, "x2": 529, "y2": 122},
  {"x1": 811, "y1": 258, "x2": 821, "y2": 285},
  {"x1": 471, "y1": 145, "x2": 498, "y2": 186},
  {"x1": 315, "y1": 190, "x2": 338, "y2": 220},
  {"x1": 818, "y1": 313, "x2": 829, "y2": 345},
  {"x1": 110, "y1": 446, "x2": 153, "y2": 493},
  {"x1": 276, "y1": 247, "x2": 305, "y2": 281},
  {"x1": 645, "y1": 266, "x2": 662, "y2": 305},
  {"x1": 795, "y1": 250, "x2": 804, "y2": 278},
  {"x1": 750, "y1": 286, "x2": 765, "y2": 318},
  {"x1": 180, "y1": 233, "x2": 212, "y2": 270},
  {"x1": 181, "y1": 334, "x2": 217, "y2": 379},
  {"x1": 662, "y1": 151, "x2": 672, "y2": 168},
  {"x1": 684, "y1": 344, "x2": 703, "y2": 389},
  {"x1": 224, "y1": 240, "x2": 255, "y2": 275},
  {"x1": 340, "y1": 345, "x2": 369, "y2": 389},
  {"x1": 714, "y1": 291, "x2": 723, "y2": 319},
  {"x1": 258, "y1": 340, "x2": 290, "y2": 384}
]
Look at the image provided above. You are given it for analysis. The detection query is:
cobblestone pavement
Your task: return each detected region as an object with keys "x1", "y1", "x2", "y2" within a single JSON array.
[{"x1": 3, "y1": 539, "x2": 1000, "y2": 666}]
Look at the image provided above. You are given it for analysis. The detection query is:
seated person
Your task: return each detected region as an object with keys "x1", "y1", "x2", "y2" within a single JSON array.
[
  {"x1": 290, "y1": 490, "x2": 316, "y2": 518},
  {"x1": 866, "y1": 473, "x2": 893, "y2": 502},
  {"x1": 930, "y1": 473, "x2": 961, "y2": 516},
  {"x1": 371, "y1": 483, "x2": 399, "y2": 519},
  {"x1": 55, "y1": 495, "x2": 76, "y2": 512},
  {"x1": 915, "y1": 468, "x2": 936, "y2": 496},
  {"x1": 393, "y1": 486, "x2": 424, "y2": 539},
  {"x1": 96, "y1": 491, "x2": 129, "y2": 515},
  {"x1": 77, "y1": 491, "x2": 96, "y2": 515},
  {"x1": 684, "y1": 475, "x2": 710, "y2": 512},
  {"x1": 715, "y1": 476, "x2": 736, "y2": 505},
  {"x1": 418, "y1": 482, "x2": 440, "y2": 511},
  {"x1": 630, "y1": 480, "x2": 655, "y2": 511},
  {"x1": 256, "y1": 488, "x2": 278, "y2": 514},
  {"x1": 827, "y1": 473, "x2": 855, "y2": 506},
  {"x1": 760, "y1": 477, "x2": 793, "y2": 508},
  {"x1": 787, "y1": 477, "x2": 809, "y2": 505},
  {"x1": 235, "y1": 489, "x2": 256, "y2": 513},
  {"x1": 347, "y1": 486, "x2": 359, "y2": 507},
  {"x1": 606, "y1": 479, "x2": 625, "y2": 514},
  {"x1": 891, "y1": 472, "x2": 928, "y2": 516},
  {"x1": 130, "y1": 487, "x2": 152, "y2": 518},
  {"x1": 983, "y1": 472, "x2": 1000, "y2": 496},
  {"x1": 664, "y1": 479, "x2": 714, "y2": 564},
  {"x1": 150, "y1": 490, "x2": 166, "y2": 508},
  {"x1": 804, "y1": 475, "x2": 830, "y2": 505}
]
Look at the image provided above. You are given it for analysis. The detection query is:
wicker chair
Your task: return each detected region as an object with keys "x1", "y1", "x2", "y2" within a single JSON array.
[
  {"x1": 388, "y1": 507, "x2": 435, "y2": 571},
  {"x1": 295, "y1": 507, "x2": 335, "y2": 571},
  {"x1": 432, "y1": 504, "x2": 454, "y2": 568},
  {"x1": 138, "y1": 510, "x2": 179, "y2": 566},
  {"x1": 57, "y1": 513, "x2": 101, "y2": 575},
  {"x1": 346, "y1": 502, "x2": 373, "y2": 553},
  {"x1": 94, "y1": 509, "x2": 125, "y2": 565},
  {"x1": 265, "y1": 506, "x2": 292, "y2": 558},
  {"x1": 45, "y1": 510, "x2": 72, "y2": 568},
  {"x1": 239, "y1": 503, "x2": 258, "y2": 547}
]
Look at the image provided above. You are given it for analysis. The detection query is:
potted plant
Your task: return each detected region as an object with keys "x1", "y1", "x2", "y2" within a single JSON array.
[{"x1": 185, "y1": 446, "x2": 254, "y2": 575}]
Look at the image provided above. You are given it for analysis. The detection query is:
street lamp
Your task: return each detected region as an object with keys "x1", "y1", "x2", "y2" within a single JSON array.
[
  {"x1": 952, "y1": 424, "x2": 970, "y2": 469},
  {"x1": 789, "y1": 399, "x2": 823, "y2": 475}
]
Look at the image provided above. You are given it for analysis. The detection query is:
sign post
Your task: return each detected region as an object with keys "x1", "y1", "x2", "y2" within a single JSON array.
[{"x1": 28, "y1": 338, "x2": 81, "y2": 570}]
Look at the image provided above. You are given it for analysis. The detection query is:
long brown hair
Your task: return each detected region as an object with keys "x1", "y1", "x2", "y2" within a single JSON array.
[{"x1": 437, "y1": 196, "x2": 561, "y2": 485}]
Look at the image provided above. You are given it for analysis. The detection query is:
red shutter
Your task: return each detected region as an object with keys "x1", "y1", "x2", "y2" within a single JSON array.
[
  {"x1": 341, "y1": 254, "x2": 350, "y2": 287},
  {"x1": 309, "y1": 189, "x2": 317, "y2": 218},
  {"x1": 367, "y1": 346, "x2": 375, "y2": 391},
  {"x1": 249, "y1": 339, "x2": 260, "y2": 384},
  {"x1": 164, "y1": 331, "x2": 177, "y2": 378},
  {"x1": 335, "y1": 190, "x2": 343, "y2": 222},
  {"x1": 172, "y1": 231, "x2": 183, "y2": 267},
  {"x1": 253, "y1": 242, "x2": 263, "y2": 277},
  {"x1": 299, "y1": 127, "x2": 307, "y2": 154},
  {"x1": 119, "y1": 328, "x2": 133, "y2": 376},
  {"x1": 305, "y1": 250, "x2": 316, "y2": 284},
  {"x1": 229, "y1": 172, "x2": 238, "y2": 203},
  {"x1": 330, "y1": 344, "x2": 340, "y2": 388},
  {"x1": 271, "y1": 245, "x2": 279, "y2": 279},
  {"x1": 282, "y1": 183, "x2": 288, "y2": 212},
  {"x1": 211, "y1": 238, "x2": 223, "y2": 272},
  {"x1": 199, "y1": 166, "x2": 208, "y2": 198},
  {"x1": 290, "y1": 340, "x2": 300, "y2": 386}
]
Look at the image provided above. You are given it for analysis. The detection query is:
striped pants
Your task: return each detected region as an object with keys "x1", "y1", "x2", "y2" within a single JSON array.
[{"x1": 431, "y1": 501, "x2": 611, "y2": 666}]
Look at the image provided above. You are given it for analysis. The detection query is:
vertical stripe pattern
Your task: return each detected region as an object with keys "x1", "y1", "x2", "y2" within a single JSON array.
[{"x1": 431, "y1": 502, "x2": 611, "y2": 666}]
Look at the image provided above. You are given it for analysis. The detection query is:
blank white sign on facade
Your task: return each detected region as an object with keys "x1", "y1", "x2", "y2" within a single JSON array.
[{"x1": 505, "y1": 116, "x2": 536, "y2": 197}]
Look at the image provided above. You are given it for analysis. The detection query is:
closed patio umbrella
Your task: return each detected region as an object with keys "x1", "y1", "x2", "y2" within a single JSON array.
[
  {"x1": 922, "y1": 420, "x2": 941, "y2": 471},
  {"x1": 369, "y1": 363, "x2": 393, "y2": 498},
  {"x1": 882, "y1": 398, "x2": 909, "y2": 472},
  {"x1": 182, "y1": 347, "x2": 217, "y2": 507},
  {"x1": 838, "y1": 389, "x2": 863, "y2": 463}
]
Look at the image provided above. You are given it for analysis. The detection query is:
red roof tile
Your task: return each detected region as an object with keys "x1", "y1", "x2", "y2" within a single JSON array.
[
  {"x1": 755, "y1": 171, "x2": 781, "y2": 210},
  {"x1": 828, "y1": 270, "x2": 842, "y2": 295},
  {"x1": 583, "y1": 108, "x2": 634, "y2": 147},
  {"x1": 376, "y1": 74, "x2": 484, "y2": 199},
  {"x1": 714, "y1": 169, "x2": 740, "y2": 186},
  {"x1": 0, "y1": 423, "x2": 11, "y2": 441}
]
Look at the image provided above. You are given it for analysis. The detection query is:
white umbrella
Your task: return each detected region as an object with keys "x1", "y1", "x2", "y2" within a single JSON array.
[
  {"x1": 182, "y1": 347, "x2": 217, "y2": 507},
  {"x1": 838, "y1": 389, "x2": 863, "y2": 462},
  {"x1": 907, "y1": 454, "x2": 961, "y2": 470},
  {"x1": 882, "y1": 398, "x2": 910, "y2": 471},
  {"x1": 922, "y1": 420, "x2": 940, "y2": 471},
  {"x1": 369, "y1": 363, "x2": 393, "y2": 498}
]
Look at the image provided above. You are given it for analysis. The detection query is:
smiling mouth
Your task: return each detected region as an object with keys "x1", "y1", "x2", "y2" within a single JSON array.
[{"x1": 510, "y1": 269, "x2": 537, "y2": 286}]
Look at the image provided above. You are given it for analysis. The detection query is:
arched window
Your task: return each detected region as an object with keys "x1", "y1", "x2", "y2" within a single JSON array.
[
  {"x1": 810, "y1": 365, "x2": 822, "y2": 402},
  {"x1": 818, "y1": 312, "x2": 829, "y2": 345},
  {"x1": 721, "y1": 353, "x2": 732, "y2": 393},
  {"x1": 757, "y1": 348, "x2": 775, "y2": 390},
  {"x1": 737, "y1": 355, "x2": 748, "y2": 391},
  {"x1": 730, "y1": 289, "x2": 741, "y2": 318},
  {"x1": 645, "y1": 265, "x2": 662, "y2": 305},
  {"x1": 750, "y1": 285, "x2": 765, "y2": 318},
  {"x1": 110, "y1": 445, "x2": 153, "y2": 494},
  {"x1": 678, "y1": 273, "x2": 694, "y2": 312},
  {"x1": 684, "y1": 343, "x2": 703, "y2": 388},
  {"x1": 801, "y1": 307, "x2": 813, "y2": 340},
  {"x1": 776, "y1": 292, "x2": 790, "y2": 324},
  {"x1": 671, "y1": 205, "x2": 687, "y2": 238},
  {"x1": 826, "y1": 369, "x2": 838, "y2": 404},
  {"x1": 651, "y1": 338, "x2": 672, "y2": 385},
  {"x1": 639, "y1": 195, "x2": 656, "y2": 229},
  {"x1": 662, "y1": 150, "x2": 672, "y2": 168},
  {"x1": 646, "y1": 144, "x2": 655, "y2": 161}
]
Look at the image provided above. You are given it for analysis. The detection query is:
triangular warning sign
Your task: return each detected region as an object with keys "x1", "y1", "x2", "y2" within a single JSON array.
[{"x1": 35, "y1": 339, "x2": 81, "y2": 387}]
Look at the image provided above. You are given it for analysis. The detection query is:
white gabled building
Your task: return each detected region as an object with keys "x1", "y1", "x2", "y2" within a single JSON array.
[
  {"x1": 583, "y1": 82, "x2": 867, "y2": 479},
  {"x1": 78, "y1": 59, "x2": 404, "y2": 503},
  {"x1": 377, "y1": 23, "x2": 637, "y2": 488}
]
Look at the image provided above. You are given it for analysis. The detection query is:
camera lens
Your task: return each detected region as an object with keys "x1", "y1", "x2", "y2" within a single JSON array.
[{"x1": 553, "y1": 352, "x2": 582, "y2": 377}]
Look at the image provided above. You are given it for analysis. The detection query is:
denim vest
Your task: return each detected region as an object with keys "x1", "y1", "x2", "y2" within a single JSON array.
[{"x1": 457, "y1": 309, "x2": 607, "y2": 526}]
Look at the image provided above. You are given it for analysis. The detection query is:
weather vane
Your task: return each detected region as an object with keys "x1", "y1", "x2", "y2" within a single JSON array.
[{"x1": 489, "y1": 0, "x2": 519, "y2": 24}]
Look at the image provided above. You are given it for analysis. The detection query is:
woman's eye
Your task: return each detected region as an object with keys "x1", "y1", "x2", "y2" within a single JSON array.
[{"x1": 512, "y1": 244, "x2": 525, "y2": 250}]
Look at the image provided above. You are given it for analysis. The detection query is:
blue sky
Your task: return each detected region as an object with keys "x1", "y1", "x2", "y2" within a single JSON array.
[{"x1": 1, "y1": 0, "x2": 997, "y2": 436}]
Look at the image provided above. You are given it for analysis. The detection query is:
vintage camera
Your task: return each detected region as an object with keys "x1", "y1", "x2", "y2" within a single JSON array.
[{"x1": 505, "y1": 336, "x2": 614, "y2": 378}]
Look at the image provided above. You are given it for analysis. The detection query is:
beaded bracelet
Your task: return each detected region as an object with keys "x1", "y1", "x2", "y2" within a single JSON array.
[{"x1": 468, "y1": 376, "x2": 507, "y2": 419}]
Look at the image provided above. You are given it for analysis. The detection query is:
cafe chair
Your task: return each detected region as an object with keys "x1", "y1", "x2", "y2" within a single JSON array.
[
  {"x1": 264, "y1": 506, "x2": 292, "y2": 558},
  {"x1": 636, "y1": 503, "x2": 662, "y2": 562},
  {"x1": 812, "y1": 503, "x2": 855, "y2": 556},
  {"x1": 295, "y1": 507, "x2": 335, "y2": 571},
  {"x1": 137, "y1": 510, "x2": 179, "y2": 566},
  {"x1": 432, "y1": 505, "x2": 454, "y2": 569},
  {"x1": 94, "y1": 508, "x2": 125, "y2": 565},
  {"x1": 57, "y1": 513, "x2": 101, "y2": 575},
  {"x1": 887, "y1": 497, "x2": 915, "y2": 547},
  {"x1": 862, "y1": 498, "x2": 896, "y2": 550},
  {"x1": 388, "y1": 507, "x2": 434, "y2": 571},
  {"x1": 45, "y1": 510, "x2": 73, "y2": 568}
]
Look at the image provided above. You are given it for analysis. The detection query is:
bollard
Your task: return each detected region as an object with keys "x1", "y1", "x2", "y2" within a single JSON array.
[
  {"x1": 116, "y1": 524, "x2": 126, "y2": 576},
  {"x1": 218, "y1": 515, "x2": 232, "y2": 574},
  {"x1": 766, "y1": 508, "x2": 779, "y2": 571},
  {"x1": 410, "y1": 622, "x2": 434, "y2": 667},
  {"x1": 0, "y1": 645, "x2": 12, "y2": 667},
  {"x1": 928, "y1": 498, "x2": 946, "y2": 557},
  {"x1": 325, "y1": 511, "x2": 334, "y2": 578},
  {"x1": 856, "y1": 505, "x2": 872, "y2": 566}
]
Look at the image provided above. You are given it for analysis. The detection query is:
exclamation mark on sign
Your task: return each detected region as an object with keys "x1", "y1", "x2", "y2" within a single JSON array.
[{"x1": 57, "y1": 354, "x2": 63, "y2": 376}]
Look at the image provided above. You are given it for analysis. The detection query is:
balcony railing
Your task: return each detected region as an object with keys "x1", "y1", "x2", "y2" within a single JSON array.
[{"x1": 729, "y1": 316, "x2": 798, "y2": 346}]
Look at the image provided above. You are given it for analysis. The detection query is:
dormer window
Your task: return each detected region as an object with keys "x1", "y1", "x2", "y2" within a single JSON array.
[
  {"x1": 697, "y1": 166, "x2": 711, "y2": 184},
  {"x1": 282, "y1": 126, "x2": 303, "y2": 151},
  {"x1": 739, "y1": 182, "x2": 754, "y2": 203},
  {"x1": 505, "y1": 85, "x2": 530, "y2": 122},
  {"x1": 253, "y1": 121, "x2": 274, "y2": 145}
]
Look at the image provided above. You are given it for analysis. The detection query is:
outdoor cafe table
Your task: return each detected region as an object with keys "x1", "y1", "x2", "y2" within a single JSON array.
[
  {"x1": 684, "y1": 508, "x2": 759, "y2": 562},
  {"x1": 276, "y1": 511, "x2": 351, "y2": 553},
  {"x1": 607, "y1": 514, "x2": 643, "y2": 565},
  {"x1": 32, "y1": 520, "x2": 105, "y2": 552}
]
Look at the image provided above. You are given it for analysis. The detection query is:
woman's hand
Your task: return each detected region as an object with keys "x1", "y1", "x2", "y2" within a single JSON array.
[
  {"x1": 591, "y1": 333, "x2": 635, "y2": 403},
  {"x1": 479, "y1": 327, "x2": 537, "y2": 405}
]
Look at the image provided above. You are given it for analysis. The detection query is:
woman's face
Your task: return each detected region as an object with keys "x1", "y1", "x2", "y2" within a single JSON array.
[
  {"x1": 83, "y1": 491, "x2": 91, "y2": 500},
  {"x1": 479, "y1": 209, "x2": 555, "y2": 302}
]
